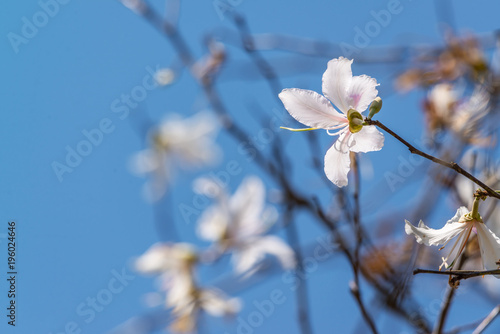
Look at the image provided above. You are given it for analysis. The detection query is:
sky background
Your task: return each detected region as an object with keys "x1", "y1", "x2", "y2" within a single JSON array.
[{"x1": 1, "y1": 0, "x2": 500, "y2": 333}]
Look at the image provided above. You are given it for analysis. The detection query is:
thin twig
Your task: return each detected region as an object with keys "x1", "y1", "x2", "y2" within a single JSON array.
[
  {"x1": 350, "y1": 154, "x2": 378, "y2": 334},
  {"x1": 413, "y1": 268, "x2": 500, "y2": 279},
  {"x1": 283, "y1": 205, "x2": 314, "y2": 334},
  {"x1": 365, "y1": 119, "x2": 500, "y2": 200},
  {"x1": 472, "y1": 304, "x2": 500, "y2": 334},
  {"x1": 432, "y1": 255, "x2": 466, "y2": 334}
]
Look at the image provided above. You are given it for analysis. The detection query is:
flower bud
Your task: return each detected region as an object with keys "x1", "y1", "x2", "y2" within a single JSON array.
[{"x1": 367, "y1": 97, "x2": 383, "y2": 119}]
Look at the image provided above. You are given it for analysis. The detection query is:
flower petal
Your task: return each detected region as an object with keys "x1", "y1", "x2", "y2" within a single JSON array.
[
  {"x1": 324, "y1": 134, "x2": 352, "y2": 187},
  {"x1": 350, "y1": 126, "x2": 384, "y2": 153},
  {"x1": 322, "y1": 57, "x2": 353, "y2": 114},
  {"x1": 197, "y1": 205, "x2": 229, "y2": 242},
  {"x1": 405, "y1": 219, "x2": 467, "y2": 246},
  {"x1": 229, "y1": 176, "x2": 268, "y2": 238},
  {"x1": 345, "y1": 75, "x2": 379, "y2": 112},
  {"x1": 475, "y1": 222, "x2": 500, "y2": 277},
  {"x1": 232, "y1": 236, "x2": 295, "y2": 275},
  {"x1": 199, "y1": 289, "x2": 241, "y2": 316},
  {"x1": 279, "y1": 88, "x2": 346, "y2": 128}
]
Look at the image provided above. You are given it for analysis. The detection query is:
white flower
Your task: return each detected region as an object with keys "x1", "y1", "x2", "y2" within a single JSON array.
[
  {"x1": 405, "y1": 207, "x2": 500, "y2": 276},
  {"x1": 169, "y1": 286, "x2": 241, "y2": 333},
  {"x1": 131, "y1": 112, "x2": 221, "y2": 201},
  {"x1": 195, "y1": 176, "x2": 296, "y2": 276},
  {"x1": 134, "y1": 242, "x2": 197, "y2": 275},
  {"x1": 135, "y1": 243, "x2": 240, "y2": 333},
  {"x1": 154, "y1": 68, "x2": 176, "y2": 86},
  {"x1": 424, "y1": 84, "x2": 490, "y2": 141},
  {"x1": 279, "y1": 57, "x2": 384, "y2": 187}
]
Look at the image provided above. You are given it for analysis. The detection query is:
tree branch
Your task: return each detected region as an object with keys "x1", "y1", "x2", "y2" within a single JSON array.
[{"x1": 365, "y1": 119, "x2": 500, "y2": 200}]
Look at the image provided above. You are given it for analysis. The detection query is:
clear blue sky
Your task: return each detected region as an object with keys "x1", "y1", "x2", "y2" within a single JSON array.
[{"x1": 1, "y1": 1, "x2": 500, "y2": 333}]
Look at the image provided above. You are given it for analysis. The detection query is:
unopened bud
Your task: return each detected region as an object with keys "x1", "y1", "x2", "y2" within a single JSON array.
[{"x1": 367, "y1": 97, "x2": 383, "y2": 119}]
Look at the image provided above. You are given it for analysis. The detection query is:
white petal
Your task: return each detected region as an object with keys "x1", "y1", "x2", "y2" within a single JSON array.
[
  {"x1": 255, "y1": 236, "x2": 296, "y2": 270},
  {"x1": 475, "y1": 222, "x2": 500, "y2": 277},
  {"x1": 135, "y1": 243, "x2": 196, "y2": 274},
  {"x1": 324, "y1": 134, "x2": 352, "y2": 187},
  {"x1": 322, "y1": 57, "x2": 353, "y2": 114},
  {"x1": 345, "y1": 75, "x2": 379, "y2": 112},
  {"x1": 279, "y1": 88, "x2": 346, "y2": 128},
  {"x1": 404, "y1": 219, "x2": 467, "y2": 246},
  {"x1": 197, "y1": 205, "x2": 229, "y2": 242},
  {"x1": 232, "y1": 236, "x2": 295, "y2": 275},
  {"x1": 130, "y1": 149, "x2": 163, "y2": 175},
  {"x1": 229, "y1": 177, "x2": 268, "y2": 238},
  {"x1": 350, "y1": 126, "x2": 384, "y2": 153},
  {"x1": 200, "y1": 289, "x2": 241, "y2": 316},
  {"x1": 193, "y1": 177, "x2": 224, "y2": 198}
]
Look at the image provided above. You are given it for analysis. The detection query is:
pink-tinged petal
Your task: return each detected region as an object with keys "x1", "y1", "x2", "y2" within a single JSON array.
[
  {"x1": 279, "y1": 88, "x2": 346, "y2": 128},
  {"x1": 404, "y1": 219, "x2": 467, "y2": 246},
  {"x1": 350, "y1": 126, "x2": 384, "y2": 153},
  {"x1": 322, "y1": 57, "x2": 353, "y2": 114},
  {"x1": 474, "y1": 222, "x2": 500, "y2": 277},
  {"x1": 324, "y1": 134, "x2": 352, "y2": 187},
  {"x1": 346, "y1": 75, "x2": 379, "y2": 112}
]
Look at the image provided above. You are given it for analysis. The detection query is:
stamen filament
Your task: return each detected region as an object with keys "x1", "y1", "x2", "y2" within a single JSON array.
[{"x1": 280, "y1": 127, "x2": 320, "y2": 132}]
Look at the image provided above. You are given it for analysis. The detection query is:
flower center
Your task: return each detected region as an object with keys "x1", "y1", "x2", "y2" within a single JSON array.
[{"x1": 347, "y1": 108, "x2": 364, "y2": 133}]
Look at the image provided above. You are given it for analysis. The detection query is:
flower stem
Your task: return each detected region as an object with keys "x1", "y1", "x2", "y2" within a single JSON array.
[
  {"x1": 364, "y1": 119, "x2": 500, "y2": 200},
  {"x1": 471, "y1": 196, "x2": 481, "y2": 220}
]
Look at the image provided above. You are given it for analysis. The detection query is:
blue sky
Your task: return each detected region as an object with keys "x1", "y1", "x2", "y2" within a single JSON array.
[{"x1": 2, "y1": 0, "x2": 500, "y2": 333}]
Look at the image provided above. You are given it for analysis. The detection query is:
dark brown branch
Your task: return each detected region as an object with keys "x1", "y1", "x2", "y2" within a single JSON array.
[
  {"x1": 413, "y1": 268, "x2": 500, "y2": 280},
  {"x1": 365, "y1": 119, "x2": 500, "y2": 200}
]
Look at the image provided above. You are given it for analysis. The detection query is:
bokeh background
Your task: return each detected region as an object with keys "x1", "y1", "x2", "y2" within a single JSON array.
[{"x1": 2, "y1": 0, "x2": 500, "y2": 333}]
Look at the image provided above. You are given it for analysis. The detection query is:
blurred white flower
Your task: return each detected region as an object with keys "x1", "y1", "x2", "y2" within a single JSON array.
[
  {"x1": 131, "y1": 112, "x2": 221, "y2": 201},
  {"x1": 134, "y1": 243, "x2": 240, "y2": 333},
  {"x1": 195, "y1": 176, "x2": 296, "y2": 276},
  {"x1": 279, "y1": 57, "x2": 384, "y2": 187},
  {"x1": 424, "y1": 84, "x2": 490, "y2": 142},
  {"x1": 154, "y1": 68, "x2": 176, "y2": 86},
  {"x1": 405, "y1": 206, "x2": 500, "y2": 276},
  {"x1": 169, "y1": 286, "x2": 240, "y2": 333},
  {"x1": 135, "y1": 242, "x2": 197, "y2": 275}
]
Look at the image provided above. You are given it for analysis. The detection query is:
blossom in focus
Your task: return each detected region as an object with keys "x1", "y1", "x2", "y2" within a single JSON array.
[
  {"x1": 279, "y1": 57, "x2": 384, "y2": 187},
  {"x1": 405, "y1": 207, "x2": 500, "y2": 276},
  {"x1": 194, "y1": 176, "x2": 296, "y2": 276},
  {"x1": 130, "y1": 112, "x2": 221, "y2": 201}
]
